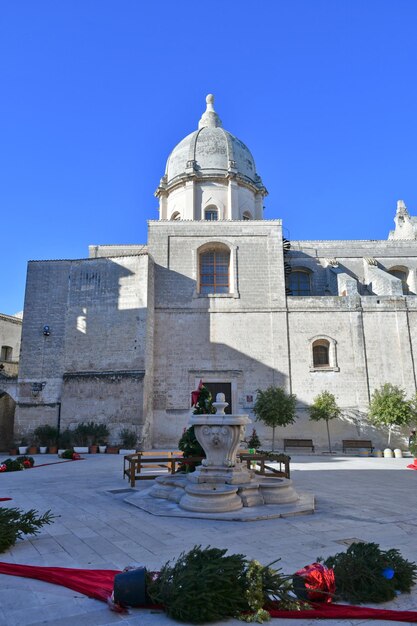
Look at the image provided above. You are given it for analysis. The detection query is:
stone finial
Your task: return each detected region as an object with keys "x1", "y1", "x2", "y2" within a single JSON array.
[
  {"x1": 396, "y1": 199, "x2": 408, "y2": 215},
  {"x1": 198, "y1": 94, "x2": 222, "y2": 129},
  {"x1": 325, "y1": 258, "x2": 339, "y2": 268},
  {"x1": 364, "y1": 257, "x2": 378, "y2": 266}
]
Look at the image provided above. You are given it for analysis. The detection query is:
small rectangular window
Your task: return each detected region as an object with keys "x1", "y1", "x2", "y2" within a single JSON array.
[{"x1": 1, "y1": 346, "x2": 13, "y2": 361}]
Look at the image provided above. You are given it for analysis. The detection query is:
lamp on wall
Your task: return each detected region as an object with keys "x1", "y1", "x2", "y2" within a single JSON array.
[
  {"x1": 31, "y1": 382, "x2": 46, "y2": 398},
  {"x1": 43, "y1": 325, "x2": 50, "y2": 336}
]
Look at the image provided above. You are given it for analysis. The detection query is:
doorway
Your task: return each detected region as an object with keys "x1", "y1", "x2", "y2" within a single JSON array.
[{"x1": 204, "y1": 382, "x2": 232, "y2": 414}]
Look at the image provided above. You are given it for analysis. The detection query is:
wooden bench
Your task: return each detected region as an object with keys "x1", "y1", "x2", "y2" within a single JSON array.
[
  {"x1": 123, "y1": 451, "x2": 203, "y2": 487},
  {"x1": 124, "y1": 451, "x2": 291, "y2": 487},
  {"x1": 283, "y1": 438, "x2": 315, "y2": 452},
  {"x1": 342, "y1": 440, "x2": 374, "y2": 454},
  {"x1": 239, "y1": 453, "x2": 290, "y2": 479}
]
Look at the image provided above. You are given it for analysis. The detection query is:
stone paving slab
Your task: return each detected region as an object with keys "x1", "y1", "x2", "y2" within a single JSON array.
[{"x1": 0, "y1": 453, "x2": 417, "y2": 625}]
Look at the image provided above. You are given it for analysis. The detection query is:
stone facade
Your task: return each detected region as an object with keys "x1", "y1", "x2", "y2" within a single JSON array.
[
  {"x1": 0, "y1": 312, "x2": 22, "y2": 448},
  {"x1": 13, "y1": 95, "x2": 417, "y2": 451}
]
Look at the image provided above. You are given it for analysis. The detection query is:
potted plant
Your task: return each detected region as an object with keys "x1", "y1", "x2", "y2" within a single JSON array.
[
  {"x1": 18, "y1": 437, "x2": 28, "y2": 455},
  {"x1": 58, "y1": 428, "x2": 73, "y2": 456},
  {"x1": 8, "y1": 442, "x2": 18, "y2": 456},
  {"x1": 119, "y1": 428, "x2": 137, "y2": 454},
  {"x1": 409, "y1": 432, "x2": 417, "y2": 462},
  {"x1": 34, "y1": 425, "x2": 59, "y2": 454},
  {"x1": 96, "y1": 423, "x2": 110, "y2": 453},
  {"x1": 71, "y1": 422, "x2": 90, "y2": 453}
]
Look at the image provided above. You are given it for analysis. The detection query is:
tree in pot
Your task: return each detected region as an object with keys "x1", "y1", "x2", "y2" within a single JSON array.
[
  {"x1": 33, "y1": 425, "x2": 59, "y2": 453},
  {"x1": 253, "y1": 386, "x2": 297, "y2": 451},
  {"x1": 308, "y1": 391, "x2": 341, "y2": 453},
  {"x1": 119, "y1": 428, "x2": 137, "y2": 451},
  {"x1": 368, "y1": 383, "x2": 414, "y2": 447}
]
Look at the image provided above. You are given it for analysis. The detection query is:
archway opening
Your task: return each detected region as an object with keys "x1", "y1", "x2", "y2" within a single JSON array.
[{"x1": 0, "y1": 391, "x2": 16, "y2": 451}]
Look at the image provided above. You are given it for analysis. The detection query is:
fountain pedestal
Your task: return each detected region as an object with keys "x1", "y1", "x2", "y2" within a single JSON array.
[{"x1": 178, "y1": 395, "x2": 251, "y2": 512}]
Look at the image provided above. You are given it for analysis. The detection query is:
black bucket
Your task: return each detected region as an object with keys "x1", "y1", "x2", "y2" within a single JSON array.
[{"x1": 113, "y1": 567, "x2": 148, "y2": 607}]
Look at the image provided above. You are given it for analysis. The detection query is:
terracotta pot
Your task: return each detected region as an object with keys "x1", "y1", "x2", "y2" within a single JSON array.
[
  {"x1": 89, "y1": 445, "x2": 98, "y2": 454},
  {"x1": 9, "y1": 447, "x2": 17, "y2": 456},
  {"x1": 49, "y1": 445, "x2": 58, "y2": 454},
  {"x1": 106, "y1": 446, "x2": 119, "y2": 454},
  {"x1": 28, "y1": 446, "x2": 38, "y2": 455}
]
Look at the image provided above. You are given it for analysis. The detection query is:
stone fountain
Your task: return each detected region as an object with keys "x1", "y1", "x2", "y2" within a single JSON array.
[{"x1": 125, "y1": 394, "x2": 314, "y2": 520}]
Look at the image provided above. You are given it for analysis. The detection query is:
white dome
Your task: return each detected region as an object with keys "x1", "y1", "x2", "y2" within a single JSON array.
[{"x1": 163, "y1": 95, "x2": 265, "y2": 192}]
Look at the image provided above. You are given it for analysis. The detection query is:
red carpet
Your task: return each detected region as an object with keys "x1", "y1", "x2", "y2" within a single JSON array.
[
  {"x1": 1, "y1": 562, "x2": 417, "y2": 621},
  {"x1": 0, "y1": 498, "x2": 12, "y2": 501}
]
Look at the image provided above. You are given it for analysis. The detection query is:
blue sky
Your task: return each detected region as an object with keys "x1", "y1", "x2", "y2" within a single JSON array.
[{"x1": 2, "y1": 0, "x2": 417, "y2": 315}]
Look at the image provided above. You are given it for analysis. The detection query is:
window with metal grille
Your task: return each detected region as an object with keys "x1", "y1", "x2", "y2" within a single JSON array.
[
  {"x1": 200, "y1": 249, "x2": 230, "y2": 294},
  {"x1": 289, "y1": 270, "x2": 311, "y2": 295}
]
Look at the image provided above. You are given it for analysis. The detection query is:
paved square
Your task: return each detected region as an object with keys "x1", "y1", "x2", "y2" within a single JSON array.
[{"x1": 1, "y1": 453, "x2": 417, "y2": 625}]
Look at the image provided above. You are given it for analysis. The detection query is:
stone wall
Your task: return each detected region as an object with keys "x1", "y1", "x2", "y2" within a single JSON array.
[{"x1": 15, "y1": 254, "x2": 152, "y2": 442}]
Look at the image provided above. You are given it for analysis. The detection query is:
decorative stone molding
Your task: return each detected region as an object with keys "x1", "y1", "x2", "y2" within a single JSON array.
[{"x1": 364, "y1": 257, "x2": 378, "y2": 266}]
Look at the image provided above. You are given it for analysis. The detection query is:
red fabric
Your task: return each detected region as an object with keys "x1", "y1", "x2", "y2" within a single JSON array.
[
  {"x1": 294, "y1": 562, "x2": 335, "y2": 603},
  {"x1": 0, "y1": 498, "x2": 12, "y2": 501},
  {"x1": 191, "y1": 379, "x2": 203, "y2": 406},
  {"x1": 407, "y1": 461, "x2": 417, "y2": 470},
  {"x1": 268, "y1": 602, "x2": 417, "y2": 621},
  {"x1": 0, "y1": 562, "x2": 120, "y2": 603}
]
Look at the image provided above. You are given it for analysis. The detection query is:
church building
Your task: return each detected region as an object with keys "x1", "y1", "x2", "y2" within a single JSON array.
[{"x1": 11, "y1": 95, "x2": 417, "y2": 450}]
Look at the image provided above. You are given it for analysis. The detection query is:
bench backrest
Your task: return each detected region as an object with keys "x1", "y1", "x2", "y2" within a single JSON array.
[
  {"x1": 284, "y1": 439, "x2": 313, "y2": 444},
  {"x1": 343, "y1": 440, "x2": 372, "y2": 445}
]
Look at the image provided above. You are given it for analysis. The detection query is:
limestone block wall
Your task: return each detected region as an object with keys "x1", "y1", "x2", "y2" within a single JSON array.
[
  {"x1": 16, "y1": 254, "x2": 152, "y2": 440},
  {"x1": 284, "y1": 293, "x2": 417, "y2": 450},
  {"x1": 290, "y1": 240, "x2": 417, "y2": 295},
  {"x1": 148, "y1": 219, "x2": 289, "y2": 447},
  {"x1": 0, "y1": 314, "x2": 22, "y2": 367},
  {"x1": 148, "y1": 219, "x2": 286, "y2": 309}
]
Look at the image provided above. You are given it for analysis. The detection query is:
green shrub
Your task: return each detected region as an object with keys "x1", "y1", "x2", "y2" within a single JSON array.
[
  {"x1": 0, "y1": 506, "x2": 55, "y2": 553},
  {"x1": 58, "y1": 429, "x2": 73, "y2": 449},
  {"x1": 16, "y1": 455, "x2": 35, "y2": 468},
  {"x1": 33, "y1": 425, "x2": 59, "y2": 446},
  {"x1": 324, "y1": 542, "x2": 417, "y2": 604},
  {"x1": 61, "y1": 449, "x2": 74, "y2": 459},
  {"x1": 119, "y1": 428, "x2": 137, "y2": 448},
  {"x1": 2, "y1": 458, "x2": 24, "y2": 472}
]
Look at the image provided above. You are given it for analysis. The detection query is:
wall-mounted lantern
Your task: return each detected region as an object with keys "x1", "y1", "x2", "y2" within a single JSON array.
[{"x1": 31, "y1": 382, "x2": 46, "y2": 398}]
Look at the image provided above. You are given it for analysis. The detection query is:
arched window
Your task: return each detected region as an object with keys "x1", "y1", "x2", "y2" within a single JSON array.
[
  {"x1": 312, "y1": 340, "x2": 330, "y2": 367},
  {"x1": 242, "y1": 211, "x2": 252, "y2": 221},
  {"x1": 1, "y1": 346, "x2": 13, "y2": 361},
  {"x1": 204, "y1": 206, "x2": 218, "y2": 221},
  {"x1": 199, "y1": 247, "x2": 230, "y2": 294},
  {"x1": 170, "y1": 211, "x2": 181, "y2": 220},
  {"x1": 309, "y1": 336, "x2": 339, "y2": 372},
  {"x1": 289, "y1": 270, "x2": 311, "y2": 296},
  {"x1": 388, "y1": 267, "x2": 409, "y2": 294}
]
